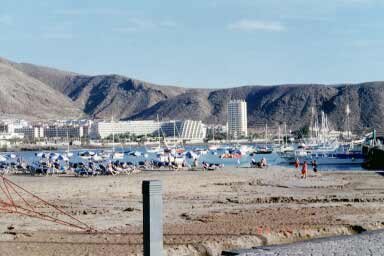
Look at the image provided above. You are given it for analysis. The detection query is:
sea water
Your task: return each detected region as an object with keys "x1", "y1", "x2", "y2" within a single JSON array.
[{"x1": 9, "y1": 145, "x2": 365, "y2": 171}]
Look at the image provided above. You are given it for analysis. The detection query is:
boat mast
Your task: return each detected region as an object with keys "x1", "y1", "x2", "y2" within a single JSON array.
[
  {"x1": 157, "y1": 114, "x2": 161, "y2": 149},
  {"x1": 310, "y1": 107, "x2": 314, "y2": 140},
  {"x1": 345, "y1": 85, "x2": 351, "y2": 140},
  {"x1": 67, "y1": 129, "x2": 70, "y2": 154},
  {"x1": 112, "y1": 115, "x2": 115, "y2": 153},
  {"x1": 173, "y1": 120, "x2": 176, "y2": 146}
]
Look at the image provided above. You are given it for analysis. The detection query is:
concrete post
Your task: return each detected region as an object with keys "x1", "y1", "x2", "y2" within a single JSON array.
[{"x1": 142, "y1": 180, "x2": 163, "y2": 256}]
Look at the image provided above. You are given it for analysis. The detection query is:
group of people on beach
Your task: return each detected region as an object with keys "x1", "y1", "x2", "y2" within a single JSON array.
[
  {"x1": 250, "y1": 157, "x2": 268, "y2": 168},
  {"x1": 294, "y1": 158, "x2": 317, "y2": 179}
]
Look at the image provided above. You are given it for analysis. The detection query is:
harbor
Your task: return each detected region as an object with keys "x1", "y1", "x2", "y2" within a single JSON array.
[
  {"x1": 0, "y1": 141, "x2": 373, "y2": 176},
  {"x1": 0, "y1": 102, "x2": 382, "y2": 256},
  {"x1": 2, "y1": 1, "x2": 384, "y2": 254}
]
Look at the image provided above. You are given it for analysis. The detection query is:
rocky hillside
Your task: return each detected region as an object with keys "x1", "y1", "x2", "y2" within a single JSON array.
[
  {"x1": 0, "y1": 59, "x2": 83, "y2": 120},
  {"x1": 1, "y1": 57, "x2": 384, "y2": 131}
]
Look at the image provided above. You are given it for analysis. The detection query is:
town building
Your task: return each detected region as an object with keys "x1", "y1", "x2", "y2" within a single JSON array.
[
  {"x1": 92, "y1": 120, "x2": 206, "y2": 141},
  {"x1": 227, "y1": 100, "x2": 248, "y2": 139}
]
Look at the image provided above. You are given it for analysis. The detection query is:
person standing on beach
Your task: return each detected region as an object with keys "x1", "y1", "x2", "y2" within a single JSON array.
[
  {"x1": 237, "y1": 158, "x2": 241, "y2": 168},
  {"x1": 193, "y1": 158, "x2": 198, "y2": 168},
  {"x1": 311, "y1": 160, "x2": 318, "y2": 173},
  {"x1": 294, "y1": 158, "x2": 300, "y2": 169},
  {"x1": 301, "y1": 161, "x2": 307, "y2": 179}
]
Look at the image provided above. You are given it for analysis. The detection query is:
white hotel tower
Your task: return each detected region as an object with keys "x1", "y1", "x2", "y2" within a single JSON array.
[{"x1": 227, "y1": 100, "x2": 248, "y2": 139}]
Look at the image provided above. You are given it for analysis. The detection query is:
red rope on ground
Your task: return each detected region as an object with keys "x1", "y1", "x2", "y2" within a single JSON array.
[
  {"x1": 0, "y1": 183, "x2": 12, "y2": 204},
  {"x1": 2, "y1": 177, "x2": 92, "y2": 229},
  {"x1": 0, "y1": 176, "x2": 95, "y2": 232},
  {"x1": 3, "y1": 180, "x2": 17, "y2": 212},
  {"x1": 0, "y1": 205, "x2": 89, "y2": 230},
  {"x1": 5, "y1": 179, "x2": 34, "y2": 211}
]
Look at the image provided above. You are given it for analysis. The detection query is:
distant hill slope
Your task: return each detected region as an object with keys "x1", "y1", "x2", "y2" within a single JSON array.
[
  {"x1": 1, "y1": 57, "x2": 384, "y2": 131},
  {"x1": 130, "y1": 83, "x2": 384, "y2": 131},
  {"x1": 4, "y1": 59, "x2": 190, "y2": 120},
  {"x1": 0, "y1": 59, "x2": 83, "y2": 120}
]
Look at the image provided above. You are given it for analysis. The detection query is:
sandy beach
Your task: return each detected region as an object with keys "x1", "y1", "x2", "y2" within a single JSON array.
[{"x1": 0, "y1": 166, "x2": 383, "y2": 256}]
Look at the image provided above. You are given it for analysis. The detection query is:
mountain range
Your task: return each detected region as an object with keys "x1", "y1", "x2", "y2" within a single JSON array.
[{"x1": 0, "y1": 56, "x2": 383, "y2": 131}]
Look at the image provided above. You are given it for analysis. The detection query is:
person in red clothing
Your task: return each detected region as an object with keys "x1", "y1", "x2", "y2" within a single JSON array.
[
  {"x1": 294, "y1": 158, "x2": 300, "y2": 169},
  {"x1": 301, "y1": 161, "x2": 308, "y2": 179}
]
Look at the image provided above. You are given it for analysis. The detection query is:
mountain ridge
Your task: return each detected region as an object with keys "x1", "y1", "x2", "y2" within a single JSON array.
[
  {"x1": 0, "y1": 59, "x2": 83, "y2": 120},
  {"x1": 0, "y1": 56, "x2": 383, "y2": 131}
]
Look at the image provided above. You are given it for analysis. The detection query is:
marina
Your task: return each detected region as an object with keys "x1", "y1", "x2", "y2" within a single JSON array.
[
  {"x1": 0, "y1": 140, "x2": 373, "y2": 176},
  {"x1": 2, "y1": 2, "x2": 384, "y2": 254}
]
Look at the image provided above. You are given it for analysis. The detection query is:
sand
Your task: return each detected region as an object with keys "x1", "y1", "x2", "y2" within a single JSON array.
[{"x1": 0, "y1": 166, "x2": 383, "y2": 255}]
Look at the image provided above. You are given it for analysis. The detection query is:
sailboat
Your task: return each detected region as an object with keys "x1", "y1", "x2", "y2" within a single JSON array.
[
  {"x1": 65, "y1": 129, "x2": 73, "y2": 158},
  {"x1": 164, "y1": 120, "x2": 184, "y2": 154},
  {"x1": 279, "y1": 109, "x2": 364, "y2": 165},
  {"x1": 278, "y1": 123, "x2": 294, "y2": 153},
  {"x1": 252, "y1": 123, "x2": 273, "y2": 154},
  {"x1": 110, "y1": 116, "x2": 124, "y2": 160},
  {"x1": 146, "y1": 115, "x2": 163, "y2": 154},
  {"x1": 208, "y1": 125, "x2": 220, "y2": 151}
]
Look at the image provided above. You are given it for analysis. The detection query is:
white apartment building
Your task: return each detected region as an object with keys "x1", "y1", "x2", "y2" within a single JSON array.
[
  {"x1": 95, "y1": 120, "x2": 160, "y2": 139},
  {"x1": 227, "y1": 100, "x2": 248, "y2": 139},
  {"x1": 92, "y1": 120, "x2": 206, "y2": 140}
]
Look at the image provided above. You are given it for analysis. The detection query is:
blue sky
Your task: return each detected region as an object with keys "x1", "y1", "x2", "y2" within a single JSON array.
[{"x1": 1, "y1": 0, "x2": 384, "y2": 88}]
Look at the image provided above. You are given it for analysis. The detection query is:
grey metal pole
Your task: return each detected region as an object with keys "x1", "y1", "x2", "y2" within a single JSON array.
[{"x1": 142, "y1": 180, "x2": 163, "y2": 256}]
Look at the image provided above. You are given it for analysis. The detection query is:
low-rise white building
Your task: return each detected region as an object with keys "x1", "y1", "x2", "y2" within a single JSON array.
[
  {"x1": 94, "y1": 120, "x2": 160, "y2": 139},
  {"x1": 92, "y1": 120, "x2": 206, "y2": 140}
]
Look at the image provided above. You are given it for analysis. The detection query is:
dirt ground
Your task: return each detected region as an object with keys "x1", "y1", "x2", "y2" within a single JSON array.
[{"x1": 0, "y1": 166, "x2": 383, "y2": 255}]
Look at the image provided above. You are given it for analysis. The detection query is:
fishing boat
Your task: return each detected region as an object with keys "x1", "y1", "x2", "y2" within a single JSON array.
[{"x1": 251, "y1": 147, "x2": 273, "y2": 155}]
